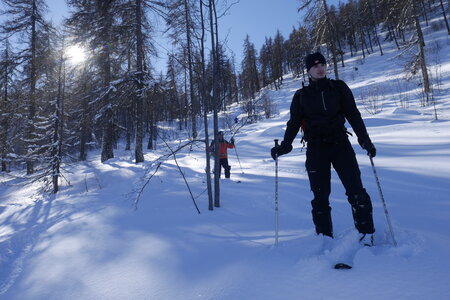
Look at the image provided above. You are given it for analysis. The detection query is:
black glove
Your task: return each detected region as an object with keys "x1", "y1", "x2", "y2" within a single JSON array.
[
  {"x1": 362, "y1": 141, "x2": 376, "y2": 158},
  {"x1": 271, "y1": 142, "x2": 293, "y2": 160},
  {"x1": 230, "y1": 137, "x2": 235, "y2": 144}
]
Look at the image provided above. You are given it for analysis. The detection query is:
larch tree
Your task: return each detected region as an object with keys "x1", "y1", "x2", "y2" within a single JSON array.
[
  {"x1": 66, "y1": 0, "x2": 135, "y2": 163},
  {"x1": 438, "y1": 0, "x2": 450, "y2": 35},
  {"x1": 240, "y1": 35, "x2": 260, "y2": 118},
  {"x1": 166, "y1": 0, "x2": 199, "y2": 139},
  {"x1": 0, "y1": 41, "x2": 16, "y2": 172},
  {"x1": 197, "y1": 0, "x2": 213, "y2": 210},
  {"x1": 271, "y1": 30, "x2": 285, "y2": 89},
  {"x1": 286, "y1": 26, "x2": 312, "y2": 79},
  {"x1": 209, "y1": 0, "x2": 221, "y2": 208},
  {"x1": 1, "y1": 0, "x2": 50, "y2": 174},
  {"x1": 382, "y1": 0, "x2": 431, "y2": 100}
]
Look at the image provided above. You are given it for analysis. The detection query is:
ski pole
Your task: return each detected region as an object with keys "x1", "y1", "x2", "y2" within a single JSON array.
[
  {"x1": 274, "y1": 139, "x2": 279, "y2": 247},
  {"x1": 370, "y1": 156, "x2": 397, "y2": 247},
  {"x1": 233, "y1": 143, "x2": 244, "y2": 174}
]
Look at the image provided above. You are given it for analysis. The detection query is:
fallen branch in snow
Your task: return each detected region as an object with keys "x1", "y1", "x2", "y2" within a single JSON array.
[
  {"x1": 133, "y1": 137, "x2": 205, "y2": 214},
  {"x1": 160, "y1": 137, "x2": 201, "y2": 214},
  {"x1": 134, "y1": 161, "x2": 162, "y2": 210}
]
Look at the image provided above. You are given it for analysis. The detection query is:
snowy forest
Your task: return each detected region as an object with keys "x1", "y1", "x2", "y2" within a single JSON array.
[{"x1": 0, "y1": 0, "x2": 449, "y2": 199}]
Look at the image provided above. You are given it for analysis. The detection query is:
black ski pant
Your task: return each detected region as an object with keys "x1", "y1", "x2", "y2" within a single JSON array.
[
  {"x1": 219, "y1": 158, "x2": 231, "y2": 178},
  {"x1": 305, "y1": 137, "x2": 375, "y2": 237}
]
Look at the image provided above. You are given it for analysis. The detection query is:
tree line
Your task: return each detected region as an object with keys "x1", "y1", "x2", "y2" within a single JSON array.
[
  {"x1": 239, "y1": 0, "x2": 448, "y2": 119},
  {"x1": 0, "y1": 0, "x2": 447, "y2": 201}
]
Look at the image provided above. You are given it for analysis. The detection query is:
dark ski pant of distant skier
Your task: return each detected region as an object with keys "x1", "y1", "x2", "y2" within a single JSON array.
[
  {"x1": 218, "y1": 158, "x2": 231, "y2": 178},
  {"x1": 305, "y1": 137, "x2": 375, "y2": 237}
]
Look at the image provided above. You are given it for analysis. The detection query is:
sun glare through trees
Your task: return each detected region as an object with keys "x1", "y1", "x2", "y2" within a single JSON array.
[{"x1": 66, "y1": 44, "x2": 87, "y2": 64}]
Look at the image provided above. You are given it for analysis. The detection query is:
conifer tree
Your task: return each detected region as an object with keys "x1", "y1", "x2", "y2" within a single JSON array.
[
  {"x1": 66, "y1": 0, "x2": 146, "y2": 162},
  {"x1": 1, "y1": 0, "x2": 50, "y2": 174},
  {"x1": 0, "y1": 40, "x2": 16, "y2": 172},
  {"x1": 271, "y1": 30, "x2": 285, "y2": 89},
  {"x1": 166, "y1": 0, "x2": 199, "y2": 139},
  {"x1": 240, "y1": 35, "x2": 260, "y2": 102},
  {"x1": 259, "y1": 37, "x2": 272, "y2": 87},
  {"x1": 381, "y1": 0, "x2": 431, "y2": 100},
  {"x1": 286, "y1": 26, "x2": 311, "y2": 79}
]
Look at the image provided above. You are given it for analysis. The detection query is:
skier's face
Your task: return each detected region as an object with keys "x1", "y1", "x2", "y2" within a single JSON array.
[{"x1": 308, "y1": 63, "x2": 327, "y2": 81}]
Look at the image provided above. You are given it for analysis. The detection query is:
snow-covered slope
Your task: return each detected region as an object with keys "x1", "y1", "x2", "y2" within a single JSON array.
[{"x1": 1, "y1": 20, "x2": 450, "y2": 300}]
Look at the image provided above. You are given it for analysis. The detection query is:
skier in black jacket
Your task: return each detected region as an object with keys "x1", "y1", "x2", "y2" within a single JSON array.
[{"x1": 271, "y1": 52, "x2": 376, "y2": 245}]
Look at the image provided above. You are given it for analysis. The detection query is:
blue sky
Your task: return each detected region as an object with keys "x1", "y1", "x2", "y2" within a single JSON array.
[
  {"x1": 44, "y1": 0, "x2": 343, "y2": 72},
  {"x1": 219, "y1": 0, "x2": 302, "y2": 63}
]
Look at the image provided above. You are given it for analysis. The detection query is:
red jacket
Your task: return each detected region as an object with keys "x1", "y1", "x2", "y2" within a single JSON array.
[{"x1": 210, "y1": 140, "x2": 234, "y2": 159}]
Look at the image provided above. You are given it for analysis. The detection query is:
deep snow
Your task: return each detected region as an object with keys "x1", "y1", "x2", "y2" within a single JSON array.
[{"x1": 1, "y1": 18, "x2": 450, "y2": 300}]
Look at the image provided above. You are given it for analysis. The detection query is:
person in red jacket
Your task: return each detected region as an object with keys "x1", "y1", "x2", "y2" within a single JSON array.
[{"x1": 210, "y1": 131, "x2": 235, "y2": 178}]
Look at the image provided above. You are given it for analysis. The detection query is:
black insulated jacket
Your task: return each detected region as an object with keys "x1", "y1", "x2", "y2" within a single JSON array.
[{"x1": 282, "y1": 77, "x2": 371, "y2": 148}]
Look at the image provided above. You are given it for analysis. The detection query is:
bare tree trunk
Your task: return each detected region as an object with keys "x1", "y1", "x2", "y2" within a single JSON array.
[
  {"x1": 101, "y1": 118, "x2": 114, "y2": 162},
  {"x1": 199, "y1": 0, "x2": 213, "y2": 210},
  {"x1": 1, "y1": 45, "x2": 10, "y2": 172},
  {"x1": 124, "y1": 108, "x2": 131, "y2": 151},
  {"x1": 27, "y1": 0, "x2": 38, "y2": 174},
  {"x1": 184, "y1": 66, "x2": 188, "y2": 128},
  {"x1": 388, "y1": 23, "x2": 400, "y2": 50},
  {"x1": 373, "y1": 27, "x2": 383, "y2": 56},
  {"x1": 147, "y1": 120, "x2": 153, "y2": 149},
  {"x1": 420, "y1": 0, "x2": 429, "y2": 26},
  {"x1": 147, "y1": 96, "x2": 155, "y2": 150},
  {"x1": 414, "y1": 7, "x2": 431, "y2": 98},
  {"x1": 134, "y1": 0, "x2": 144, "y2": 163},
  {"x1": 336, "y1": 37, "x2": 345, "y2": 67},
  {"x1": 439, "y1": 0, "x2": 450, "y2": 35},
  {"x1": 79, "y1": 67, "x2": 89, "y2": 161},
  {"x1": 360, "y1": 30, "x2": 367, "y2": 58},
  {"x1": 367, "y1": 30, "x2": 374, "y2": 52},
  {"x1": 400, "y1": 28, "x2": 406, "y2": 44},
  {"x1": 79, "y1": 110, "x2": 88, "y2": 160},
  {"x1": 184, "y1": 0, "x2": 197, "y2": 139},
  {"x1": 368, "y1": 0, "x2": 383, "y2": 56},
  {"x1": 209, "y1": 0, "x2": 220, "y2": 208},
  {"x1": 100, "y1": 4, "x2": 114, "y2": 163},
  {"x1": 349, "y1": 40, "x2": 354, "y2": 57},
  {"x1": 53, "y1": 38, "x2": 66, "y2": 193}
]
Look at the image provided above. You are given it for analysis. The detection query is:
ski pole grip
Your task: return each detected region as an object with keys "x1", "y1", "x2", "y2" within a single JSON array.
[{"x1": 274, "y1": 139, "x2": 279, "y2": 147}]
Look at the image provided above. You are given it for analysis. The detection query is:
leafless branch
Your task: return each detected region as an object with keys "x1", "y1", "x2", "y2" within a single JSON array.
[
  {"x1": 160, "y1": 135, "x2": 201, "y2": 214},
  {"x1": 133, "y1": 137, "x2": 206, "y2": 212},
  {"x1": 134, "y1": 161, "x2": 162, "y2": 210}
]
